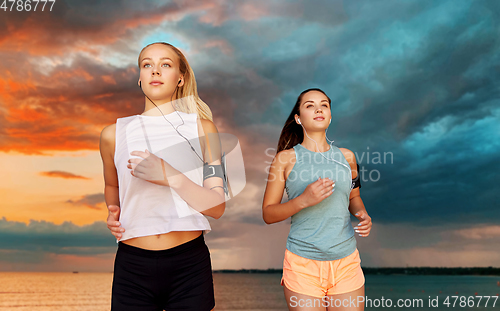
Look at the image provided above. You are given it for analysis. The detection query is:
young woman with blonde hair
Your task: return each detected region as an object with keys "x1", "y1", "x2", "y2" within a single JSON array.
[{"x1": 100, "y1": 42, "x2": 225, "y2": 310}]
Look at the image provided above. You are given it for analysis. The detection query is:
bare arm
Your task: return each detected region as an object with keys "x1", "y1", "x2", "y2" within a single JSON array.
[
  {"x1": 262, "y1": 151, "x2": 305, "y2": 224},
  {"x1": 99, "y1": 124, "x2": 124, "y2": 240},
  {"x1": 341, "y1": 148, "x2": 371, "y2": 237},
  {"x1": 166, "y1": 118, "x2": 226, "y2": 219},
  {"x1": 262, "y1": 150, "x2": 334, "y2": 224}
]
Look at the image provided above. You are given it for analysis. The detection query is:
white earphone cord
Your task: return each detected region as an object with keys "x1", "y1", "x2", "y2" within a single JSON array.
[
  {"x1": 298, "y1": 119, "x2": 353, "y2": 184},
  {"x1": 141, "y1": 81, "x2": 205, "y2": 164}
]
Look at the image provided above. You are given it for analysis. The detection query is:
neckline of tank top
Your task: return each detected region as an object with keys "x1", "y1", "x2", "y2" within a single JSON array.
[
  {"x1": 297, "y1": 143, "x2": 333, "y2": 154},
  {"x1": 135, "y1": 111, "x2": 196, "y2": 118}
]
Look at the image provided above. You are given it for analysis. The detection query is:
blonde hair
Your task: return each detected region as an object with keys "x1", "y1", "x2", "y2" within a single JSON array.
[{"x1": 138, "y1": 42, "x2": 213, "y2": 121}]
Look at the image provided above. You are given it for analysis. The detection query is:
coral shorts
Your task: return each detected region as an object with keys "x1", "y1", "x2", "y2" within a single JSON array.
[{"x1": 281, "y1": 248, "x2": 365, "y2": 298}]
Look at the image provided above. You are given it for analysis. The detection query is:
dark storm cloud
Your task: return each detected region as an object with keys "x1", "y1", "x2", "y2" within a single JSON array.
[
  {"x1": 190, "y1": 0, "x2": 500, "y2": 226},
  {"x1": 324, "y1": 1, "x2": 500, "y2": 226}
]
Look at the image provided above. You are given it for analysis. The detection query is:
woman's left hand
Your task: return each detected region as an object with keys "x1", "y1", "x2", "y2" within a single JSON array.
[
  {"x1": 128, "y1": 149, "x2": 176, "y2": 186},
  {"x1": 353, "y1": 210, "x2": 372, "y2": 237}
]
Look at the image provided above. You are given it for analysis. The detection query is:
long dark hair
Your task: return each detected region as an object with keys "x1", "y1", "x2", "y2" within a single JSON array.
[{"x1": 276, "y1": 88, "x2": 331, "y2": 153}]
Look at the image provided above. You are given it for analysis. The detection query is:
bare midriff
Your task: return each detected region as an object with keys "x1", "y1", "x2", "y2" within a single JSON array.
[{"x1": 121, "y1": 230, "x2": 203, "y2": 250}]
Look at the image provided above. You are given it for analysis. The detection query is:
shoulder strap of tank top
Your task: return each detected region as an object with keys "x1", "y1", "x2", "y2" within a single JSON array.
[{"x1": 292, "y1": 144, "x2": 302, "y2": 163}]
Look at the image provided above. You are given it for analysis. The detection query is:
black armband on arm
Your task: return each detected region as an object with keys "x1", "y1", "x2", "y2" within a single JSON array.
[
  {"x1": 351, "y1": 163, "x2": 361, "y2": 189},
  {"x1": 203, "y1": 161, "x2": 228, "y2": 196},
  {"x1": 203, "y1": 163, "x2": 224, "y2": 181}
]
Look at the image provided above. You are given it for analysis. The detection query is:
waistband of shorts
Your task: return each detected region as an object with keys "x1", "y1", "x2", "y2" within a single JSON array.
[{"x1": 118, "y1": 233, "x2": 205, "y2": 258}]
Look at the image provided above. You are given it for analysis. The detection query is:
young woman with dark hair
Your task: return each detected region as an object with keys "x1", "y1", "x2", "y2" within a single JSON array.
[
  {"x1": 99, "y1": 42, "x2": 225, "y2": 311},
  {"x1": 262, "y1": 88, "x2": 372, "y2": 311}
]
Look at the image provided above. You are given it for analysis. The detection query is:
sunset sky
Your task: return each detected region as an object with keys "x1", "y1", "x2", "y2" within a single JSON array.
[{"x1": 0, "y1": 0, "x2": 499, "y2": 272}]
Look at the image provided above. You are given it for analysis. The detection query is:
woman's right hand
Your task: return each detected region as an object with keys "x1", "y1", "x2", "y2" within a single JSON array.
[
  {"x1": 107, "y1": 204, "x2": 125, "y2": 241},
  {"x1": 298, "y1": 177, "x2": 335, "y2": 209}
]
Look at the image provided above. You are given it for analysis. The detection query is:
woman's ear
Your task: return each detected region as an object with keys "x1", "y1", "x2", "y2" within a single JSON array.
[{"x1": 178, "y1": 76, "x2": 185, "y2": 87}]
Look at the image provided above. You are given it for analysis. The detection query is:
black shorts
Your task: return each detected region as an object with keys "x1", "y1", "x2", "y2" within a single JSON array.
[{"x1": 111, "y1": 233, "x2": 215, "y2": 311}]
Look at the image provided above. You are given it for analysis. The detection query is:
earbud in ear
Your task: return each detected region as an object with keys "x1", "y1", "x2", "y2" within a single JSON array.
[
  {"x1": 298, "y1": 118, "x2": 301, "y2": 125},
  {"x1": 178, "y1": 79, "x2": 181, "y2": 84},
  {"x1": 139, "y1": 81, "x2": 142, "y2": 87},
  {"x1": 329, "y1": 118, "x2": 331, "y2": 124}
]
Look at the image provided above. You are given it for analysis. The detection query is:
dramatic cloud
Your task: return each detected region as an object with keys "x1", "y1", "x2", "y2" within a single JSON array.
[
  {"x1": 0, "y1": 0, "x2": 499, "y2": 270},
  {"x1": 66, "y1": 193, "x2": 106, "y2": 210}
]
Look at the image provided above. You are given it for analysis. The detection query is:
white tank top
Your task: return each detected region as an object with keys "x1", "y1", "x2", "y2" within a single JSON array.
[{"x1": 114, "y1": 111, "x2": 211, "y2": 242}]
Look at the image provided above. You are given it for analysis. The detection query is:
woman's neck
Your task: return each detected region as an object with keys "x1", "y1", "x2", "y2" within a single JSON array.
[
  {"x1": 141, "y1": 97, "x2": 177, "y2": 116},
  {"x1": 301, "y1": 133, "x2": 330, "y2": 152}
]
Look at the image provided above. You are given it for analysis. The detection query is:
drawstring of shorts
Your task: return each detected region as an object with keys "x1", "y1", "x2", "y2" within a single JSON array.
[
  {"x1": 319, "y1": 261, "x2": 335, "y2": 287},
  {"x1": 320, "y1": 261, "x2": 323, "y2": 286},
  {"x1": 330, "y1": 261, "x2": 334, "y2": 286}
]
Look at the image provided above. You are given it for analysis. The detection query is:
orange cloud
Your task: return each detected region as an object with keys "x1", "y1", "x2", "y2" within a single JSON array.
[
  {"x1": 0, "y1": 77, "x2": 37, "y2": 102},
  {"x1": 0, "y1": 2, "x2": 214, "y2": 56},
  {"x1": 101, "y1": 76, "x2": 116, "y2": 85},
  {"x1": 39, "y1": 171, "x2": 91, "y2": 180},
  {"x1": 4, "y1": 106, "x2": 53, "y2": 125},
  {"x1": 51, "y1": 68, "x2": 94, "y2": 82},
  {"x1": 66, "y1": 193, "x2": 106, "y2": 210}
]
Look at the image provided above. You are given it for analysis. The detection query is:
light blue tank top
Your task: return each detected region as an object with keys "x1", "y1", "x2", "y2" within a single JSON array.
[{"x1": 285, "y1": 143, "x2": 357, "y2": 261}]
